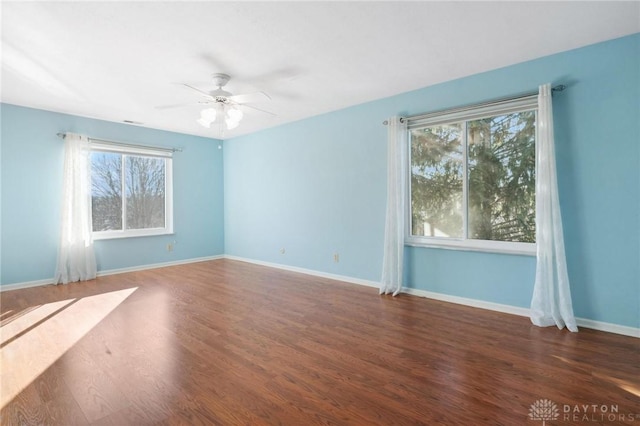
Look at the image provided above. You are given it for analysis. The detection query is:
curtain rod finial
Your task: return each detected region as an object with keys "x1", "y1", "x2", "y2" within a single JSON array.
[{"x1": 382, "y1": 117, "x2": 406, "y2": 126}]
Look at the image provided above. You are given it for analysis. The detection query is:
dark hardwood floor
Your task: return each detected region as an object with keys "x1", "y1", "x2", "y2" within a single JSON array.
[{"x1": 1, "y1": 259, "x2": 639, "y2": 425}]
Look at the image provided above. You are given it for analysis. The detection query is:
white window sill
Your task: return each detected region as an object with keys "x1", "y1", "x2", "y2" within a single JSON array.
[
  {"x1": 405, "y1": 237, "x2": 536, "y2": 256},
  {"x1": 93, "y1": 229, "x2": 174, "y2": 240}
]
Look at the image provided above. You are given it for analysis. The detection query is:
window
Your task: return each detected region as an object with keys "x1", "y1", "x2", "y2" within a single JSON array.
[
  {"x1": 90, "y1": 142, "x2": 173, "y2": 239},
  {"x1": 407, "y1": 96, "x2": 537, "y2": 255}
]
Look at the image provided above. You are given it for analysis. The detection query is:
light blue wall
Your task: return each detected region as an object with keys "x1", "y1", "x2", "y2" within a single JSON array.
[
  {"x1": 1, "y1": 35, "x2": 638, "y2": 329},
  {"x1": 224, "y1": 34, "x2": 639, "y2": 328},
  {"x1": 0, "y1": 105, "x2": 224, "y2": 285}
]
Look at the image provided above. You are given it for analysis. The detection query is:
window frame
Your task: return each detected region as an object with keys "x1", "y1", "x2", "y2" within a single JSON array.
[
  {"x1": 90, "y1": 142, "x2": 174, "y2": 240},
  {"x1": 405, "y1": 95, "x2": 538, "y2": 256}
]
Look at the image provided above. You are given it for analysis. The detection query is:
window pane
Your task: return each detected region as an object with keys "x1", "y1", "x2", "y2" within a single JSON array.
[
  {"x1": 125, "y1": 156, "x2": 166, "y2": 230},
  {"x1": 91, "y1": 152, "x2": 123, "y2": 231},
  {"x1": 467, "y1": 112, "x2": 536, "y2": 243},
  {"x1": 410, "y1": 123, "x2": 463, "y2": 238}
]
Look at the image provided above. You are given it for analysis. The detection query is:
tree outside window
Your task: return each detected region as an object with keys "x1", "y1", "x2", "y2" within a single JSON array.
[{"x1": 410, "y1": 109, "x2": 536, "y2": 246}]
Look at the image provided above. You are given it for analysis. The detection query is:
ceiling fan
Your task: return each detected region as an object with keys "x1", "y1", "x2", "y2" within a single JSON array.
[{"x1": 157, "y1": 73, "x2": 275, "y2": 131}]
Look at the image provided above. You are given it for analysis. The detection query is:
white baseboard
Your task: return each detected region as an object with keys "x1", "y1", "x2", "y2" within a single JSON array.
[
  {"x1": 0, "y1": 278, "x2": 54, "y2": 292},
  {"x1": 401, "y1": 287, "x2": 532, "y2": 317},
  {"x1": 3, "y1": 254, "x2": 637, "y2": 338},
  {"x1": 225, "y1": 255, "x2": 639, "y2": 338},
  {"x1": 96, "y1": 255, "x2": 224, "y2": 277},
  {"x1": 574, "y1": 318, "x2": 639, "y2": 338},
  {"x1": 401, "y1": 287, "x2": 639, "y2": 338},
  {"x1": 223, "y1": 255, "x2": 379, "y2": 289},
  {"x1": 0, "y1": 255, "x2": 224, "y2": 292}
]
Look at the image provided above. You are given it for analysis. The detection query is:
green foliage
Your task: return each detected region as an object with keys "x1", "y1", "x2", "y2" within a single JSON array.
[
  {"x1": 411, "y1": 111, "x2": 536, "y2": 242},
  {"x1": 411, "y1": 124, "x2": 463, "y2": 237}
]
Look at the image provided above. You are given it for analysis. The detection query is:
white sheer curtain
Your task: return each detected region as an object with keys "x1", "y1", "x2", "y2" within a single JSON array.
[
  {"x1": 54, "y1": 133, "x2": 97, "y2": 284},
  {"x1": 380, "y1": 117, "x2": 407, "y2": 296},
  {"x1": 530, "y1": 84, "x2": 577, "y2": 332}
]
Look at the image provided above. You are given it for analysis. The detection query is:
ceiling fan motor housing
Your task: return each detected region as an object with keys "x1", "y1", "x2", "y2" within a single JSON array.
[{"x1": 212, "y1": 73, "x2": 231, "y2": 88}]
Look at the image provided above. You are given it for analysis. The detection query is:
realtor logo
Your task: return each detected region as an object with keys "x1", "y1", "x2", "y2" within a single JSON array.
[{"x1": 529, "y1": 399, "x2": 560, "y2": 425}]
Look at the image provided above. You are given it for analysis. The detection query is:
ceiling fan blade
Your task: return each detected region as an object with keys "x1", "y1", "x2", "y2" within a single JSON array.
[
  {"x1": 182, "y1": 83, "x2": 214, "y2": 99},
  {"x1": 255, "y1": 67, "x2": 303, "y2": 83},
  {"x1": 155, "y1": 101, "x2": 210, "y2": 110},
  {"x1": 228, "y1": 91, "x2": 271, "y2": 104},
  {"x1": 239, "y1": 103, "x2": 277, "y2": 116}
]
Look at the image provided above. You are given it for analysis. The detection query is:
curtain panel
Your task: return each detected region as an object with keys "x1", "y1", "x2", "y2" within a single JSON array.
[
  {"x1": 380, "y1": 117, "x2": 407, "y2": 296},
  {"x1": 54, "y1": 133, "x2": 97, "y2": 284},
  {"x1": 530, "y1": 84, "x2": 578, "y2": 332}
]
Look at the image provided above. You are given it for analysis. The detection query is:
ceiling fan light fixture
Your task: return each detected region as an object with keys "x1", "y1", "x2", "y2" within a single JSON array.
[
  {"x1": 201, "y1": 107, "x2": 217, "y2": 121},
  {"x1": 197, "y1": 107, "x2": 218, "y2": 128},
  {"x1": 221, "y1": 105, "x2": 243, "y2": 130},
  {"x1": 225, "y1": 118, "x2": 240, "y2": 130},
  {"x1": 226, "y1": 107, "x2": 243, "y2": 122}
]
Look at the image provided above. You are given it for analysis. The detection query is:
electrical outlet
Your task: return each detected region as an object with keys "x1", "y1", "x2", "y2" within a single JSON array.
[
  {"x1": 333, "y1": 253, "x2": 339, "y2": 263},
  {"x1": 167, "y1": 243, "x2": 173, "y2": 252}
]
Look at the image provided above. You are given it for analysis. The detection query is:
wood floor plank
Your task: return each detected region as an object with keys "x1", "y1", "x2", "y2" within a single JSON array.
[
  {"x1": 1, "y1": 258, "x2": 639, "y2": 425},
  {"x1": 0, "y1": 382, "x2": 46, "y2": 426},
  {"x1": 57, "y1": 346, "x2": 131, "y2": 423},
  {"x1": 36, "y1": 363, "x2": 89, "y2": 425}
]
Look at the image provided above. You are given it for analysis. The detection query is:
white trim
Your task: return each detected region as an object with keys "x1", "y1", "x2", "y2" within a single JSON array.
[
  {"x1": 405, "y1": 238, "x2": 536, "y2": 256},
  {"x1": 93, "y1": 229, "x2": 174, "y2": 240},
  {"x1": 0, "y1": 278, "x2": 55, "y2": 292},
  {"x1": 407, "y1": 94, "x2": 538, "y2": 129},
  {"x1": 223, "y1": 255, "x2": 379, "y2": 289},
  {"x1": 0, "y1": 255, "x2": 223, "y2": 292},
  {"x1": 574, "y1": 318, "x2": 640, "y2": 339},
  {"x1": 2, "y1": 254, "x2": 637, "y2": 338},
  {"x1": 90, "y1": 153, "x2": 174, "y2": 240},
  {"x1": 225, "y1": 256, "x2": 638, "y2": 338},
  {"x1": 401, "y1": 287, "x2": 531, "y2": 317},
  {"x1": 96, "y1": 255, "x2": 223, "y2": 277},
  {"x1": 402, "y1": 286, "x2": 639, "y2": 338},
  {"x1": 407, "y1": 98, "x2": 538, "y2": 257}
]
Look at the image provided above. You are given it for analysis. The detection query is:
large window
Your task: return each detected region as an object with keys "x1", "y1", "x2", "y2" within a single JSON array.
[
  {"x1": 90, "y1": 142, "x2": 173, "y2": 239},
  {"x1": 407, "y1": 96, "x2": 537, "y2": 254}
]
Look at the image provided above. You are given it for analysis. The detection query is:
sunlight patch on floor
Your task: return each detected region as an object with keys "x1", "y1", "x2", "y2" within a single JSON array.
[
  {"x1": 593, "y1": 372, "x2": 640, "y2": 398},
  {"x1": 553, "y1": 355, "x2": 640, "y2": 399},
  {"x1": 0, "y1": 287, "x2": 138, "y2": 408},
  {"x1": 1, "y1": 298, "x2": 76, "y2": 345}
]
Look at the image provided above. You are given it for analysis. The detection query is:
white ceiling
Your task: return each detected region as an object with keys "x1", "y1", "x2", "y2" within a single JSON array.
[{"x1": 2, "y1": 2, "x2": 639, "y2": 140}]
